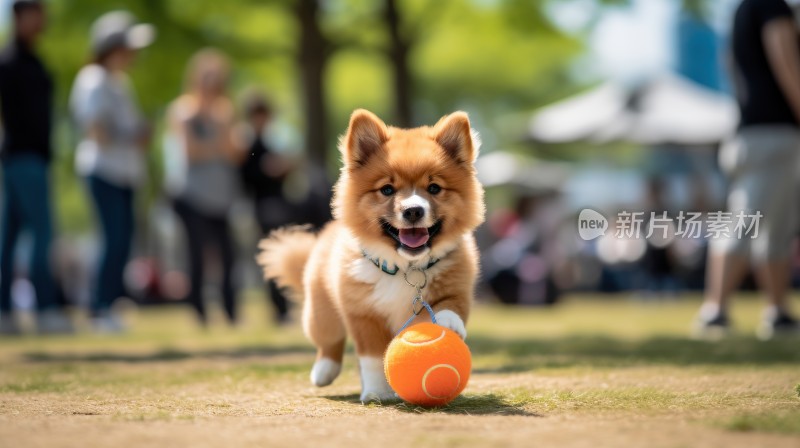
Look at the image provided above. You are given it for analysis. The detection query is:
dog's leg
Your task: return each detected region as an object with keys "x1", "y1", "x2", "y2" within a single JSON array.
[
  {"x1": 347, "y1": 314, "x2": 396, "y2": 403},
  {"x1": 431, "y1": 296, "x2": 469, "y2": 339},
  {"x1": 309, "y1": 340, "x2": 345, "y2": 387},
  {"x1": 304, "y1": 277, "x2": 346, "y2": 387}
]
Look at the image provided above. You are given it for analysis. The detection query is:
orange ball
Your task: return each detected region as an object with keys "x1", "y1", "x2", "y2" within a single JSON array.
[{"x1": 384, "y1": 322, "x2": 472, "y2": 407}]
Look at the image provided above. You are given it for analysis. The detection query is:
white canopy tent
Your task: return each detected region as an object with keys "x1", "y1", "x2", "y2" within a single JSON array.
[{"x1": 528, "y1": 74, "x2": 739, "y2": 146}]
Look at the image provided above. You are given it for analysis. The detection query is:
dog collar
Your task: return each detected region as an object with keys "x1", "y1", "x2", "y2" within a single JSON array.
[{"x1": 361, "y1": 250, "x2": 441, "y2": 276}]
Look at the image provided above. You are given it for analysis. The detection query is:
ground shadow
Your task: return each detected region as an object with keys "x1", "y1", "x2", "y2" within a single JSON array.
[
  {"x1": 21, "y1": 333, "x2": 798, "y2": 369},
  {"x1": 468, "y1": 334, "x2": 800, "y2": 373},
  {"x1": 22, "y1": 344, "x2": 315, "y2": 364},
  {"x1": 322, "y1": 393, "x2": 540, "y2": 416}
]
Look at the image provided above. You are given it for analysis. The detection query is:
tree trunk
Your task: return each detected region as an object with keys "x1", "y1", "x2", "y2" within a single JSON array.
[
  {"x1": 296, "y1": 0, "x2": 329, "y2": 166},
  {"x1": 385, "y1": 0, "x2": 412, "y2": 127}
]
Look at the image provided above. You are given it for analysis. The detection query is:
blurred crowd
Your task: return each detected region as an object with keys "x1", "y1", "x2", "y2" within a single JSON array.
[
  {"x1": 480, "y1": 0, "x2": 800, "y2": 339},
  {"x1": 1, "y1": 0, "x2": 800, "y2": 340},
  {"x1": 0, "y1": 2, "x2": 328, "y2": 334}
]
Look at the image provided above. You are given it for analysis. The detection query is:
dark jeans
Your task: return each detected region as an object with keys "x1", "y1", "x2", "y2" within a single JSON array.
[
  {"x1": 173, "y1": 199, "x2": 236, "y2": 324},
  {"x1": 87, "y1": 175, "x2": 134, "y2": 315},
  {"x1": 0, "y1": 154, "x2": 56, "y2": 312}
]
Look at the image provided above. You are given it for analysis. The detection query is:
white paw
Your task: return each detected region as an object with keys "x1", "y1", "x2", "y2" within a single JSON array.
[
  {"x1": 434, "y1": 310, "x2": 467, "y2": 339},
  {"x1": 310, "y1": 358, "x2": 341, "y2": 387},
  {"x1": 359, "y1": 387, "x2": 398, "y2": 404},
  {"x1": 359, "y1": 356, "x2": 397, "y2": 404}
]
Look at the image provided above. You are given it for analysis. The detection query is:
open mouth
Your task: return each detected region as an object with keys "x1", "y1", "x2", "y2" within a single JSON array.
[{"x1": 382, "y1": 220, "x2": 443, "y2": 253}]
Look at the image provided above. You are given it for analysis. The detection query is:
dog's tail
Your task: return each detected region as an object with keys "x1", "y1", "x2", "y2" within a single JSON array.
[{"x1": 257, "y1": 225, "x2": 317, "y2": 301}]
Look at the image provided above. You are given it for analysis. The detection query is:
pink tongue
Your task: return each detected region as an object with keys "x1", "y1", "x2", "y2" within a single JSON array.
[{"x1": 398, "y1": 228, "x2": 430, "y2": 249}]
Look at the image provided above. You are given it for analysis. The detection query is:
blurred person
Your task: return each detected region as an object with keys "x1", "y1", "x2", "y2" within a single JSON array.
[
  {"x1": 484, "y1": 193, "x2": 562, "y2": 306},
  {"x1": 641, "y1": 178, "x2": 678, "y2": 297},
  {"x1": 238, "y1": 92, "x2": 293, "y2": 324},
  {"x1": 165, "y1": 49, "x2": 243, "y2": 326},
  {"x1": 70, "y1": 11, "x2": 155, "y2": 332},
  {"x1": 0, "y1": 0, "x2": 72, "y2": 334},
  {"x1": 697, "y1": 0, "x2": 800, "y2": 338}
]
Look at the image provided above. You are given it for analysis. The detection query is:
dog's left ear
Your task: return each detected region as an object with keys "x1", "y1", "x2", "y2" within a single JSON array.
[{"x1": 433, "y1": 111, "x2": 480, "y2": 164}]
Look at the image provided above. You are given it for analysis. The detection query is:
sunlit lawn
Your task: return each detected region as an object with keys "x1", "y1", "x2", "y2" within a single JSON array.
[{"x1": 0, "y1": 293, "x2": 798, "y2": 447}]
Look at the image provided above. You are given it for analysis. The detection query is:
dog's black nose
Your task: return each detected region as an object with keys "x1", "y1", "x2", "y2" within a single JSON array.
[{"x1": 403, "y1": 206, "x2": 425, "y2": 223}]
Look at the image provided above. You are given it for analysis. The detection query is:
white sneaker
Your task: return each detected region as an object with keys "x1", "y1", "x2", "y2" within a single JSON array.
[
  {"x1": 756, "y1": 308, "x2": 800, "y2": 341},
  {"x1": 36, "y1": 310, "x2": 74, "y2": 335},
  {"x1": 0, "y1": 313, "x2": 22, "y2": 336}
]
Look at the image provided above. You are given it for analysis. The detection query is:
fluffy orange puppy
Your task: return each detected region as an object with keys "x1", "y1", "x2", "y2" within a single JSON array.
[{"x1": 258, "y1": 109, "x2": 484, "y2": 402}]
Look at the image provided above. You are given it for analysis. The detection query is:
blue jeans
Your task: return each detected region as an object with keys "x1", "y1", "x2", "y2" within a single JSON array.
[
  {"x1": 0, "y1": 154, "x2": 56, "y2": 312},
  {"x1": 87, "y1": 175, "x2": 134, "y2": 315}
]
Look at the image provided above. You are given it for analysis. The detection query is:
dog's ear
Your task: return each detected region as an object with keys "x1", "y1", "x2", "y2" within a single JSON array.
[
  {"x1": 433, "y1": 111, "x2": 479, "y2": 164},
  {"x1": 341, "y1": 109, "x2": 389, "y2": 167}
]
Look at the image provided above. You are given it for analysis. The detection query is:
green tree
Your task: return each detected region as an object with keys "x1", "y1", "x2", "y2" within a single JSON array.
[{"x1": 8, "y1": 0, "x2": 646, "y2": 233}]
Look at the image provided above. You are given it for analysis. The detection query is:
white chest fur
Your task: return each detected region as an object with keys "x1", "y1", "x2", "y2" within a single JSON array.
[{"x1": 349, "y1": 257, "x2": 427, "y2": 332}]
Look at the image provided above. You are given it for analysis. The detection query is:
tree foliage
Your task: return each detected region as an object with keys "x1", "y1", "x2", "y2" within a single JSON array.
[{"x1": 5, "y1": 0, "x2": 635, "y2": 233}]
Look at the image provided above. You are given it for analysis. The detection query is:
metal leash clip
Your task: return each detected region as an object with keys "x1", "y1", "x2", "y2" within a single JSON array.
[
  {"x1": 411, "y1": 295, "x2": 425, "y2": 315},
  {"x1": 396, "y1": 266, "x2": 437, "y2": 335}
]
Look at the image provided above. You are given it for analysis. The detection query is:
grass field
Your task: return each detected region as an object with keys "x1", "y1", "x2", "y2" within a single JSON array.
[{"x1": 1, "y1": 293, "x2": 799, "y2": 447}]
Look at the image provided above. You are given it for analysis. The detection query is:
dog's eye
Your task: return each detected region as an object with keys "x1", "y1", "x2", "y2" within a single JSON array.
[
  {"x1": 380, "y1": 185, "x2": 396, "y2": 196},
  {"x1": 427, "y1": 183, "x2": 442, "y2": 195}
]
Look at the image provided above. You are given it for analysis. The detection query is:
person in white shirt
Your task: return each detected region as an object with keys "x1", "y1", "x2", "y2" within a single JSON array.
[{"x1": 69, "y1": 11, "x2": 154, "y2": 332}]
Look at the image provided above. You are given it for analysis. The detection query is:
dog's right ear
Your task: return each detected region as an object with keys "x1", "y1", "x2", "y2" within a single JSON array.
[{"x1": 341, "y1": 109, "x2": 388, "y2": 167}]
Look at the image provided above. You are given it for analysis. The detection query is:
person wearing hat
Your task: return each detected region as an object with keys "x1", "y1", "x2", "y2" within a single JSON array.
[
  {"x1": 69, "y1": 11, "x2": 155, "y2": 332},
  {"x1": 0, "y1": 0, "x2": 73, "y2": 335}
]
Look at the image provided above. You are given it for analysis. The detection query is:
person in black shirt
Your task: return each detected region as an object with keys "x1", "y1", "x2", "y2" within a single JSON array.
[
  {"x1": 240, "y1": 93, "x2": 293, "y2": 324},
  {"x1": 731, "y1": 0, "x2": 800, "y2": 126},
  {"x1": 697, "y1": 0, "x2": 800, "y2": 339},
  {"x1": 0, "y1": 0, "x2": 72, "y2": 335}
]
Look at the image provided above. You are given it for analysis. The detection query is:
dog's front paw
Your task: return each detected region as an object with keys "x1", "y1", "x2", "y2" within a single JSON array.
[
  {"x1": 358, "y1": 356, "x2": 397, "y2": 404},
  {"x1": 434, "y1": 310, "x2": 467, "y2": 339},
  {"x1": 360, "y1": 387, "x2": 398, "y2": 404}
]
